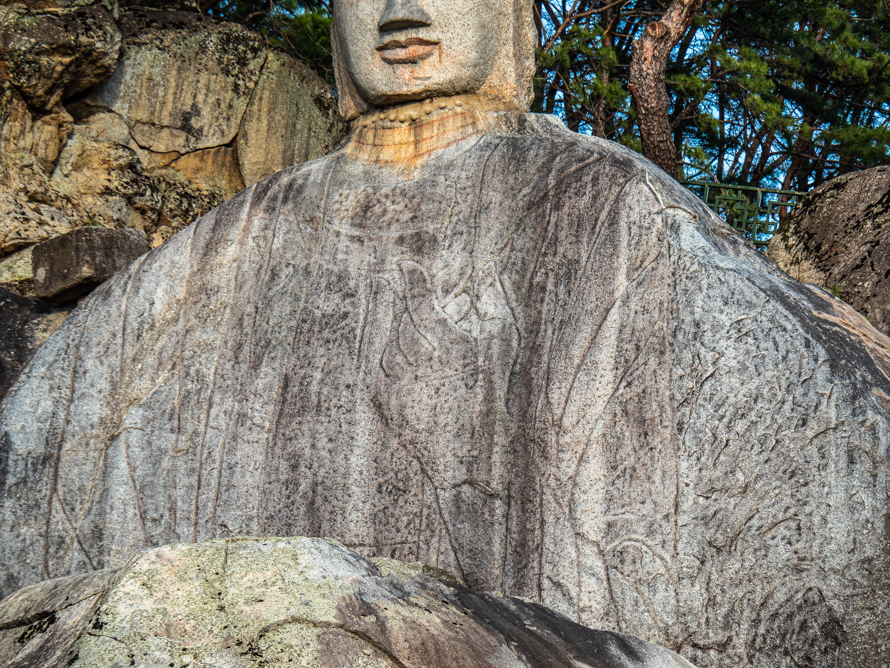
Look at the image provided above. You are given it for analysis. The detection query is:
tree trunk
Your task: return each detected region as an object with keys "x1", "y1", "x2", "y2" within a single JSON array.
[
  {"x1": 629, "y1": 0, "x2": 705, "y2": 177},
  {"x1": 590, "y1": 6, "x2": 616, "y2": 138}
]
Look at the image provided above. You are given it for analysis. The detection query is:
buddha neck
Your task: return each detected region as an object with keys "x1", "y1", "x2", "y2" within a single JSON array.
[{"x1": 345, "y1": 94, "x2": 511, "y2": 168}]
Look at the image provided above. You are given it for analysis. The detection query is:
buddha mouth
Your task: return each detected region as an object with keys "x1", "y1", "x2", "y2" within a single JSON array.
[{"x1": 376, "y1": 37, "x2": 439, "y2": 64}]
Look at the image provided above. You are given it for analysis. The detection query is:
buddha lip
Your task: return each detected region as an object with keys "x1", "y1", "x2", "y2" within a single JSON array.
[
  {"x1": 376, "y1": 37, "x2": 439, "y2": 51},
  {"x1": 376, "y1": 37, "x2": 439, "y2": 64}
]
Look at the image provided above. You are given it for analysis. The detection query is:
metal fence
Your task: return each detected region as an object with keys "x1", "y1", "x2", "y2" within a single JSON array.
[{"x1": 681, "y1": 181, "x2": 804, "y2": 252}]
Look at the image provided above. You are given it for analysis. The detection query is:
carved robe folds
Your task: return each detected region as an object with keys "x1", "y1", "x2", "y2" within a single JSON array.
[{"x1": 2, "y1": 114, "x2": 888, "y2": 667}]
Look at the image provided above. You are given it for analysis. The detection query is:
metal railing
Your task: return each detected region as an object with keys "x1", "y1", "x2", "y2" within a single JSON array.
[{"x1": 681, "y1": 181, "x2": 804, "y2": 252}]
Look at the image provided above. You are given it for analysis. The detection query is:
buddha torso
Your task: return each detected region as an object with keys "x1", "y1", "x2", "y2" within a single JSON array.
[{"x1": 2, "y1": 109, "x2": 889, "y2": 667}]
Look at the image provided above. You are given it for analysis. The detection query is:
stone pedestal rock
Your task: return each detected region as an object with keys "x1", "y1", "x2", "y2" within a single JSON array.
[
  {"x1": 0, "y1": 537, "x2": 696, "y2": 668},
  {"x1": 31, "y1": 227, "x2": 151, "y2": 304}
]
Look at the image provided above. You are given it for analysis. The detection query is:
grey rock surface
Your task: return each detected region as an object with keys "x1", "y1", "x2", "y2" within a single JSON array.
[
  {"x1": 32, "y1": 227, "x2": 151, "y2": 304},
  {"x1": 0, "y1": 568, "x2": 116, "y2": 668},
  {"x1": 767, "y1": 166, "x2": 890, "y2": 335},
  {"x1": 1, "y1": 112, "x2": 889, "y2": 667},
  {"x1": 0, "y1": 537, "x2": 695, "y2": 668},
  {"x1": 0, "y1": 288, "x2": 67, "y2": 401}
]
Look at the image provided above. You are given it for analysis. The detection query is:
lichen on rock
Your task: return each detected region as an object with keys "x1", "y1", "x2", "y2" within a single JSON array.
[
  {"x1": 0, "y1": 538, "x2": 696, "y2": 668},
  {"x1": 767, "y1": 166, "x2": 890, "y2": 335},
  {"x1": 0, "y1": 3, "x2": 122, "y2": 111}
]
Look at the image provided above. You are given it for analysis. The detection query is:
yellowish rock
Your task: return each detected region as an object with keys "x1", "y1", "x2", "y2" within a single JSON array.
[
  {"x1": 168, "y1": 145, "x2": 245, "y2": 195},
  {"x1": 0, "y1": 246, "x2": 34, "y2": 292},
  {"x1": 237, "y1": 51, "x2": 343, "y2": 186},
  {"x1": 86, "y1": 13, "x2": 268, "y2": 154}
]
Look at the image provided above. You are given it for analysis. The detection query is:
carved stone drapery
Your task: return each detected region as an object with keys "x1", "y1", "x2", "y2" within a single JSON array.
[{"x1": 1, "y1": 112, "x2": 888, "y2": 667}]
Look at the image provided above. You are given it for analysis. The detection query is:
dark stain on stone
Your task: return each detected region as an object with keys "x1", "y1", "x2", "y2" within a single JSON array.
[
  {"x1": 750, "y1": 587, "x2": 846, "y2": 668},
  {"x1": 15, "y1": 612, "x2": 56, "y2": 645},
  {"x1": 451, "y1": 586, "x2": 639, "y2": 668}
]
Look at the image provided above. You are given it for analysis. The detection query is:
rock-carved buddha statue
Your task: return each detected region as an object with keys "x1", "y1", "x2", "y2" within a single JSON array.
[{"x1": 2, "y1": 0, "x2": 889, "y2": 665}]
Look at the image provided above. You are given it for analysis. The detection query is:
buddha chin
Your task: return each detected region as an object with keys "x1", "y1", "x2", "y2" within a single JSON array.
[{"x1": 335, "y1": 0, "x2": 502, "y2": 104}]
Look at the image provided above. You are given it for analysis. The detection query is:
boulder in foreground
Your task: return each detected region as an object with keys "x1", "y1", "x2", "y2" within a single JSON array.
[
  {"x1": 0, "y1": 537, "x2": 696, "y2": 668},
  {"x1": 32, "y1": 227, "x2": 151, "y2": 304}
]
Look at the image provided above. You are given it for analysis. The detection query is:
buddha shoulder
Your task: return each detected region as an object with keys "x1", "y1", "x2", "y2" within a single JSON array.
[{"x1": 482, "y1": 112, "x2": 712, "y2": 220}]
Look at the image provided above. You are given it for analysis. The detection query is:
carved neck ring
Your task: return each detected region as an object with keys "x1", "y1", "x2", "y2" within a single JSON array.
[{"x1": 345, "y1": 94, "x2": 508, "y2": 166}]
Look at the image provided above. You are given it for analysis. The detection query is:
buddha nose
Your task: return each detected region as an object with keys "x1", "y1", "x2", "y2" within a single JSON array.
[{"x1": 378, "y1": 0, "x2": 432, "y2": 31}]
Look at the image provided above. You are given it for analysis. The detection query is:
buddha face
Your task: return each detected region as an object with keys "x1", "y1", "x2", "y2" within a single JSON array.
[{"x1": 335, "y1": 0, "x2": 503, "y2": 105}]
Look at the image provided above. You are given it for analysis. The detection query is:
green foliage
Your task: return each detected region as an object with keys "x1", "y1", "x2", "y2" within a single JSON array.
[
  {"x1": 533, "y1": 0, "x2": 890, "y2": 190},
  {"x1": 207, "y1": 0, "x2": 334, "y2": 85},
  {"x1": 276, "y1": 9, "x2": 333, "y2": 84}
]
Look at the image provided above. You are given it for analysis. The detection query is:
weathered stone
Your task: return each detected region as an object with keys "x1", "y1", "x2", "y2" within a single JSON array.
[
  {"x1": 332, "y1": 0, "x2": 535, "y2": 119},
  {"x1": 49, "y1": 111, "x2": 160, "y2": 232},
  {"x1": 148, "y1": 166, "x2": 230, "y2": 241},
  {"x1": 0, "y1": 98, "x2": 74, "y2": 174},
  {"x1": 0, "y1": 3, "x2": 121, "y2": 111},
  {"x1": 0, "y1": 8, "x2": 345, "y2": 256},
  {"x1": 16, "y1": 0, "x2": 197, "y2": 9},
  {"x1": 2, "y1": 112, "x2": 889, "y2": 668},
  {"x1": 767, "y1": 166, "x2": 890, "y2": 335},
  {"x1": 1, "y1": 2, "x2": 889, "y2": 668},
  {"x1": 86, "y1": 11, "x2": 269, "y2": 154},
  {"x1": 0, "y1": 91, "x2": 77, "y2": 254},
  {"x1": 0, "y1": 538, "x2": 696, "y2": 668},
  {"x1": 119, "y1": 0, "x2": 200, "y2": 10},
  {"x1": 1, "y1": 85, "x2": 74, "y2": 162},
  {"x1": 0, "y1": 568, "x2": 118, "y2": 668},
  {"x1": 0, "y1": 288, "x2": 67, "y2": 400},
  {"x1": 0, "y1": 247, "x2": 35, "y2": 296},
  {"x1": 0, "y1": 193, "x2": 74, "y2": 256},
  {"x1": 237, "y1": 50, "x2": 344, "y2": 186},
  {"x1": 31, "y1": 226, "x2": 150, "y2": 303},
  {"x1": 167, "y1": 145, "x2": 245, "y2": 195}
]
